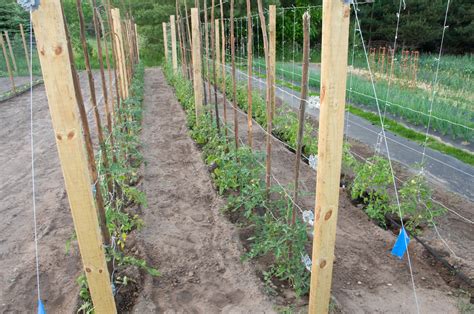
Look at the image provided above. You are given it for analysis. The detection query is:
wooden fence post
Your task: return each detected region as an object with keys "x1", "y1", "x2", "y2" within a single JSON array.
[
  {"x1": 170, "y1": 15, "x2": 178, "y2": 72},
  {"x1": 309, "y1": 0, "x2": 351, "y2": 312},
  {"x1": 111, "y1": 8, "x2": 129, "y2": 99},
  {"x1": 246, "y1": 0, "x2": 253, "y2": 148},
  {"x1": 163, "y1": 22, "x2": 169, "y2": 63},
  {"x1": 31, "y1": 1, "x2": 116, "y2": 312},
  {"x1": 191, "y1": 8, "x2": 203, "y2": 121},
  {"x1": 0, "y1": 34, "x2": 16, "y2": 92},
  {"x1": 4, "y1": 31, "x2": 17, "y2": 72},
  {"x1": 293, "y1": 12, "x2": 310, "y2": 225},
  {"x1": 20, "y1": 24, "x2": 31, "y2": 74},
  {"x1": 210, "y1": 0, "x2": 220, "y2": 132}
]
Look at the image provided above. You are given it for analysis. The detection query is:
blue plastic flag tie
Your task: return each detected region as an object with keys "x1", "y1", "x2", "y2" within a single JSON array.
[
  {"x1": 391, "y1": 226, "x2": 410, "y2": 259},
  {"x1": 38, "y1": 299, "x2": 46, "y2": 314}
]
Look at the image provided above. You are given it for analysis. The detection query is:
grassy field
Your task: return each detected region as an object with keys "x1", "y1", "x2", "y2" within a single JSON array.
[{"x1": 245, "y1": 52, "x2": 473, "y2": 142}]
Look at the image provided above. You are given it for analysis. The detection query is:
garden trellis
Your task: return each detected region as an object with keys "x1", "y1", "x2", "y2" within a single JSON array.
[{"x1": 163, "y1": 0, "x2": 473, "y2": 312}]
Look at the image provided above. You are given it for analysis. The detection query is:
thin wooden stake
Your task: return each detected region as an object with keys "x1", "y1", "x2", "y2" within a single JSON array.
[
  {"x1": 20, "y1": 24, "x2": 31, "y2": 75},
  {"x1": 191, "y1": 8, "x2": 204, "y2": 121},
  {"x1": 163, "y1": 22, "x2": 169, "y2": 63},
  {"x1": 257, "y1": 0, "x2": 272, "y2": 194},
  {"x1": 230, "y1": 0, "x2": 238, "y2": 150},
  {"x1": 292, "y1": 12, "x2": 310, "y2": 225},
  {"x1": 4, "y1": 31, "x2": 17, "y2": 72},
  {"x1": 31, "y1": 1, "x2": 116, "y2": 312},
  {"x1": 170, "y1": 15, "x2": 178, "y2": 72},
  {"x1": 0, "y1": 34, "x2": 16, "y2": 92},
  {"x1": 112, "y1": 8, "x2": 129, "y2": 98},
  {"x1": 77, "y1": 0, "x2": 114, "y2": 196},
  {"x1": 184, "y1": 1, "x2": 193, "y2": 81},
  {"x1": 219, "y1": 0, "x2": 228, "y2": 138},
  {"x1": 215, "y1": 19, "x2": 221, "y2": 80},
  {"x1": 204, "y1": 0, "x2": 212, "y2": 110},
  {"x1": 135, "y1": 23, "x2": 140, "y2": 62},
  {"x1": 210, "y1": 0, "x2": 220, "y2": 132},
  {"x1": 309, "y1": 0, "x2": 351, "y2": 312},
  {"x1": 246, "y1": 0, "x2": 253, "y2": 148},
  {"x1": 269, "y1": 5, "x2": 276, "y2": 119}
]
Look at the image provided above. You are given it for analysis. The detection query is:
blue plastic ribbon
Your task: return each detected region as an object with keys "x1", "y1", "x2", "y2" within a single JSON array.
[
  {"x1": 38, "y1": 299, "x2": 46, "y2": 314},
  {"x1": 391, "y1": 226, "x2": 410, "y2": 259}
]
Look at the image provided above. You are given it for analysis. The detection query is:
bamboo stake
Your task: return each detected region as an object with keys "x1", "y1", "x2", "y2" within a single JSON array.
[
  {"x1": 246, "y1": 0, "x2": 253, "y2": 148},
  {"x1": 177, "y1": 5, "x2": 190, "y2": 79},
  {"x1": 292, "y1": 12, "x2": 310, "y2": 225},
  {"x1": 219, "y1": 0, "x2": 228, "y2": 138},
  {"x1": 257, "y1": 0, "x2": 272, "y2": 194},
  {"x1": 170, "y1": 15, "x2": 178, "y2": 73},
  {"x1": 19, "y1": 24, "x2": 31, "y2": 74},
  {"x1": 309, "y1": 0, "x2": 351, "y2": 312},
  {"x1": 31, "y1": 2, "x2": 116, "y2": 311},
  {"x1": 0, "y1": 35, "x2": 16, "y2": 93},
  {"x1": 230, "y1": 0, "x2": 238, "y2": 150},
  {"x1": 77, "y1": 0, "x2": 114, "y2": 196},
  {"x1": 184, "y1": 1, "x2": 193, "y2": 81},
  {"x1": 98, "y1": 8, "x2": 116, "y2": 121},
  {"x1": 191, "y1": 8, "x2": 204, "y2": 121},
  {"x1": 163, "y1": 22, "x2": 169, "y2": 62},
  {"x1": 210, "y1": 0, "x2": 220, "y2": 132},
  {"x1": 4, "y1": 31, "x2": 17, "y2": 72}
]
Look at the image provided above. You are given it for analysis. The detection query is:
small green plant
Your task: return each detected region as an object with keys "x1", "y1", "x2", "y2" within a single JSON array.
[{"x1": 351, "y1": 156, "x2": 393, "y2": 226}]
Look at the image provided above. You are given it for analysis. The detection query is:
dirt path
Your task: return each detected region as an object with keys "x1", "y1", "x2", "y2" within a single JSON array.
[{"x1": 133, "y1": 68, "x2": 275, "y2": 313}]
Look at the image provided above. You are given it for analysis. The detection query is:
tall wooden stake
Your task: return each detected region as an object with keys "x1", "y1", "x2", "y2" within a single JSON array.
[
  {"x1": 203, "y1": 0, "x2": 211, "y2": 110},
  {"x1": 20, "y1": 24, "x2": 31, "y2": 74},
  {"x1": 111, "y1": 8, "x2": 129, "y2": 99},
  {"x1": 4, "y1": 31, "x2": 17, "y2": 72},
  {"x1": 246, "y1": 0, "x2": 253, "y2": 148},
  {"x1": 0, "y1": 35, "x2": 16, "y2": 92},
  {"x1": 163, "y1": 22, "x2": 169, "y2": 63},
  {"x1": 31, "y1": 1, "x2": 116, "y2": 312},
  {"x1": 309, "y1": 0, "x2": 351, "y2": 312},
  {"x1": 269, "y1": 5, "x2": 276, "y2": 119},
  {"x1": 219, "y1": 0, "x2": 228, "y2": 138},
  {"x1": 170, "y1": 15, "x2": 178, "y2": 72},
  {"x1": 135, "y1": 23, "x2": 140, "y2": 62},
  {"x1": 184, "y1": 1, "x2": 193, "y2": 81},
  {"x1": 293, "y1": 12, "x2": 310, "y2": 225},
  {"x1": 210, "y1": 0, "x2": 220, "y2": 132},
  {"x1": 77, "y1": 0, "x2": 114, "y2": 195},
  {"x1": 191, "y1": 8, "x2": 203, "y2": 121},
  {"x1": 215, "y1": 19, "x2": 221, "y2": 80},
  {"x1": 257, "y1": 0, "x2": 272, "y2": 194},
  {"x1": 230, "y1": 0, "x2": 238, "y2": 149}
]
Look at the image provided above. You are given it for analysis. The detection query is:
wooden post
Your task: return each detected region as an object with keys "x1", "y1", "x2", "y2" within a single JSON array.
[
  {"x1": 4, "y1": 31, "x2": 17, "y2": 72},
  {"x1": 112, "y1": 8, "x2": 129, "y2": 99},
  {"x1": 134, "y1": 23, "x2": 140, "y2": 62},
  {"x1": 219, "y1": 0, "x2": 228, "y2": 138},
  {"x1": 230, "y1": 0, "x2": 239, "y2": 149},
  {"x1": 309, "y1": 0, "x2": 351, "y2": 312},
  {"x1": 184, "y1": 1, "x2": 193, "y2": 81},
  {"x1": 31, "y1": 1, "x2": 116, "y2": 312},
  {"x1": 0, "y1": 35, "x2": 16, "y2": 92},
  {"x1": 257, "y1": 0, "x2": 272, "y2": 194},
  {"x1": 210, "y1": 0, "x2": 220, "y2": 132},
  {"x1": 292, "y1": 12, "x2": 310, "y2": 225},
  {"x1": 215, "y1": 19, "x2": 221, "y2": 79},
  {"x1": 246, "y1": 0, "x2": 253, "y2": 148},
  {"x1": 20, "y1": 24, "x2": 31, "y2": 74},
  {"x1": 170, "y1": 15, "x2": 178, "y2": 72},
  {"x1": 191, "y1": 8, "x2": 203, "y2": 121},
  {"x1": 269, "y1": 5, "x2": 276, "y2": 119},
  {"x1": 163, "y1": 22, "x2": 169, "y2": 62}
]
